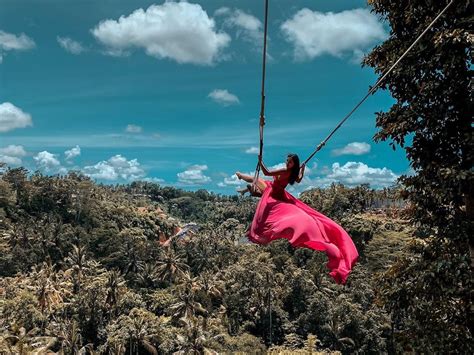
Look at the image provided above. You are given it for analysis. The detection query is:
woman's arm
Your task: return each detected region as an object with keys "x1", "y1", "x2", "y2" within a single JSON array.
[
  {"x1": 295, "y1": 164, "x2": 306, "y2": 183},
  {"x1": 259, "y1": 156, "x2": 288, "y2": 177}
]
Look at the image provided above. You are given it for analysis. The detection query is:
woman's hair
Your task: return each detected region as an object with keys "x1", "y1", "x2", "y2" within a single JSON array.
[{"x1": 287, "y1": 153, "x2": 300, "y2": 185}]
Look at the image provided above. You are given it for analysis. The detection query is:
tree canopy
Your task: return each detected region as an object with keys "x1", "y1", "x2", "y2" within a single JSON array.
[{"x1": 365, "y1": 0, "x2": 472, "y2": 352}]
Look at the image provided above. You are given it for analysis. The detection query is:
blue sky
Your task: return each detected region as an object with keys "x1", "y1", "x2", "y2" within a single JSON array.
[{"x1": 0, "y1": 0, "x2": 409, "y2": 194}]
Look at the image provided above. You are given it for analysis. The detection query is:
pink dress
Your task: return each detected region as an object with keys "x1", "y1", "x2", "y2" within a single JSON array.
[{"x1": 247, "y1": 176, "x2": 359, "y2": 284}]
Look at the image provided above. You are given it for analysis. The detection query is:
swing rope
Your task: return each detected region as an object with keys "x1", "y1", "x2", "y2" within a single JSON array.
[
  {"x1": 252, "y1": 0, "x2": 269, "y2": 189},
  {"x1": 251, "y1": 0, "x2": 455, "y2": 175},
  {"x1": 301, "y1": 0, "x2": 456, "y2": 165}
]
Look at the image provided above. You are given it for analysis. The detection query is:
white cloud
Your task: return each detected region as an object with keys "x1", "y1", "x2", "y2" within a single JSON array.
[
  {"x1": 0, "y1": 30, "x2": 35, "y2": 51},
  {"x1": 0, "y1": 155, "x2": 21, "y2": 166},
  {"x1": 0, "y1": 30, "x2": 35, "y2": 63},
  {"x1": 269, "y1": 162, "x2": 287, "y2": 170},
  {"x1": 0, "y1": 145, "x2": 27, "y2": 157},
  {"x1": 57, "y1": 36, "x2": 86, "y2": 54},
  {"x1": 332, "y1": 142, "x2": 371, "y2": 156},
  {"x1": 143, "y1": 177, "x2": 165, "y2": 184},
  {"x1": 34, "y1": 151, "x2": 62, "y2": 173},
  {"x1": 64, "y1": 145, "x2": 81, "y2": 161},
  {"x1": 83, "y1": 155, "x2": 145, "y2": 181},
  {"x1": 220, "y1": 173, "x2": 244, "y2": 186},
  {"x1": 0, "y1": 102, "x2": 33, "y2": 132},
  {"x1": 91, "y1": 2, "x2": 231, "y2": 65},
  {"x1": 216, "y1": 7, "x2": 263, "y2": 44},
  {"x1": 245, "y1": 146, "x2": 259, "y2": 154},
  {"x1": 307, "y1": 161, "x2": 398, "y2": 189},
  {"x1": 125, "y1": 124, "x2": 143, "y2": 133},
  {"x1": 208, "y1": 89, "x2": 240, "y2": 106},
  {"x1": 214, "y1": 7, "x2": 231, "y2": 17},
  {"x1": 0, "y1": 145, "x2": 27, "y2": 166},
  {"x1": 281, "y1": 8, "x2": 387, "y2": 61},
  {"x1": 177, "y1": 164, "x2": 211, "y2": 185}
]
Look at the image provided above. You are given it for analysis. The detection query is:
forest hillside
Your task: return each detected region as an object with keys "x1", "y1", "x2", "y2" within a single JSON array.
[{"x1": 0, "y1": 169, "x2": 415, "y2": 354}]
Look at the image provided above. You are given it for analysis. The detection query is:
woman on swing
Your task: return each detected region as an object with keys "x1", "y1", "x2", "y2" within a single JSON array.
[
  {"x1": 236, "y1": 153, "x2": 359, "y2": 285},
  {"x1": 236, "y1": 153, "x2": 305, "y2": 197}
]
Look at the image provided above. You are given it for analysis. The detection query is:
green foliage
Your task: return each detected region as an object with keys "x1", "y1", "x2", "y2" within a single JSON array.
[
  {"x1": 300, "y1": 183, "x2": 403, "y2": 221},
  {"x1": 1, "y1": 3, "x2": 468, "y2": 353},
  {"x1": 0, "y1": 169, "x2": 413, "y2": 353},
  {"x1": 365, "y1": 0, "x2": 473, "y2": 352},
  {"x1": 102, "y1": 308, "x2": 162, "y2": 354}
]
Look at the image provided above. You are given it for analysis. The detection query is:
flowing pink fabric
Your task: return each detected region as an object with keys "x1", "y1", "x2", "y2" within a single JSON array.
[{"x1": 247, "y1": 181, "x2": 359, "y2": 284}]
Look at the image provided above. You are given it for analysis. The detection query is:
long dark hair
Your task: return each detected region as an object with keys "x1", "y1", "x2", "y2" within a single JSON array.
[{"x1": 287, "y1": 153, "x2": 300, "y2": 185}]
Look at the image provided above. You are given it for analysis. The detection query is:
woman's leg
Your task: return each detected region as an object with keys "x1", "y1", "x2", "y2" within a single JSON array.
[
  {"x1": 236, "y1": 172, "x2": 267, "y2": 197},
  {"x1": 256, "y1": 178, "x2": 267, "y2": 193},
  {"x1": 247, "y1": 179, "x2": 267, "y2": 197},
  {"x1": 236, "y1": 172, "x2": 254, "y2": 183}
]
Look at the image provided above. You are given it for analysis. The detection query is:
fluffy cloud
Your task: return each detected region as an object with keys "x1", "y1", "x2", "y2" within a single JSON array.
[
  {"x1": 57, "y1": 36, "x2": 86, "y2": 54},
  {"x1": 64, "y1": 145, "x2": 81, "y2": 161},
  {"x1": 0, "y1": 145, "x2": 27, "y2": 157},
  {"x1": 34, "y1": 151, "x2": 63, "y2": 173},
  {"x1": 245, "y1": 146, "x2": 259, "y2": 154},
  {"x1": 0, "y1": 145, "x2": 27, "y2": 166},
  {"x1": 0, "y1": 155, "x2": 21, "y2": 166},
  {"x1": 309, "y1": 161, "x2": 398, "y2": 188},
  {"x1": 0, "y1": 30, "x2": 35, "y2": 52},
  {"x1": 218, "y1": 173, "x2": 246, "y2": 187},
  {"x1": 281, "y1": 8, "x2": 387, "y2": 61},
  {"x1": 269, "y1": 163, "x2": 287, "y2": 171},
  {"x1": 216, "y1": 7, "x2": 263, "y2": 44},
  {"x1": 208, "y1": 89, "x2": 240, "y2": 106},
  {"x1": 91, "y1": 2, "x2": 230, "y2": 65},
  {"x1": 332, "y1": 142, "x2": 371, "y2": 156},
  {"x1": 0, "y1": 30, "x2": 35, "y2": 50},
  {"x1": 177, "y1": 164, "x2": 211, "y2": 185},
  {"x1": 125, "y1": 124, "x2": 143, "y2": 133},
  {"x1": 83, "y1": 155, "x2": 145, "y2": 181},
  {"x1": 0, "y1": 102, "x2": 33, "y2": 132}
]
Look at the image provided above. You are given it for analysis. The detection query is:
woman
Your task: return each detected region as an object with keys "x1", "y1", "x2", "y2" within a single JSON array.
[
  {"x1": 236, "y1": 154, "x2": 359, "y2": 285},
  {"x1": 236, "y1": 153, "x2": 304, "y2": 197}
]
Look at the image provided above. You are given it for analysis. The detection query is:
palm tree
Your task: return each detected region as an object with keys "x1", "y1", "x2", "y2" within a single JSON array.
[
  {"x1": 122, "y1": 242, "x2": 141, "y2": 276},
  {"x1": 104, "y1": 309, "x2": 161, "y2": 355},
  {"x1": 0, "y1": 327, "x2": 58, "y2": 354},
  {"x1": 31, "y1": 261, "x2": 71, "y2": 316},
  {"x1": 156, "y1": 248, "x2": 189, "y2": 285},
  {"x1": 105, "y1": 270, "x2": 125, "y2": 314},
  {"x1": 175, "y1": 317, "x2": 220, "y2": 355},
  {"x1": 66, "y1": 244, "x2": 87, "y2": 293},
  {"x1": 195, "y1": 271, "x2": 222, "y2": 328},
  {"x1": 136, "y1": 262, "x2": 161, "y2": 289},
  {"x1": 127, "y1": 316, "x2": 159, "y2": 355},
  {"x1": 185, "y1": 235, "x2": 214, "y2": 273},
  {"x1": 168, "y1": 273, "x2": 207, "y2": 324},
  {"x1": 57, "y1": 319, "x2": 84, "y2": 354}
]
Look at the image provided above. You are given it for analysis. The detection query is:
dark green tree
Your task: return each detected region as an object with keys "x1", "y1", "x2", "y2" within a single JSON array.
[{"x1": 365, "y1": 0, "x2": 473, "y2": 352}]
